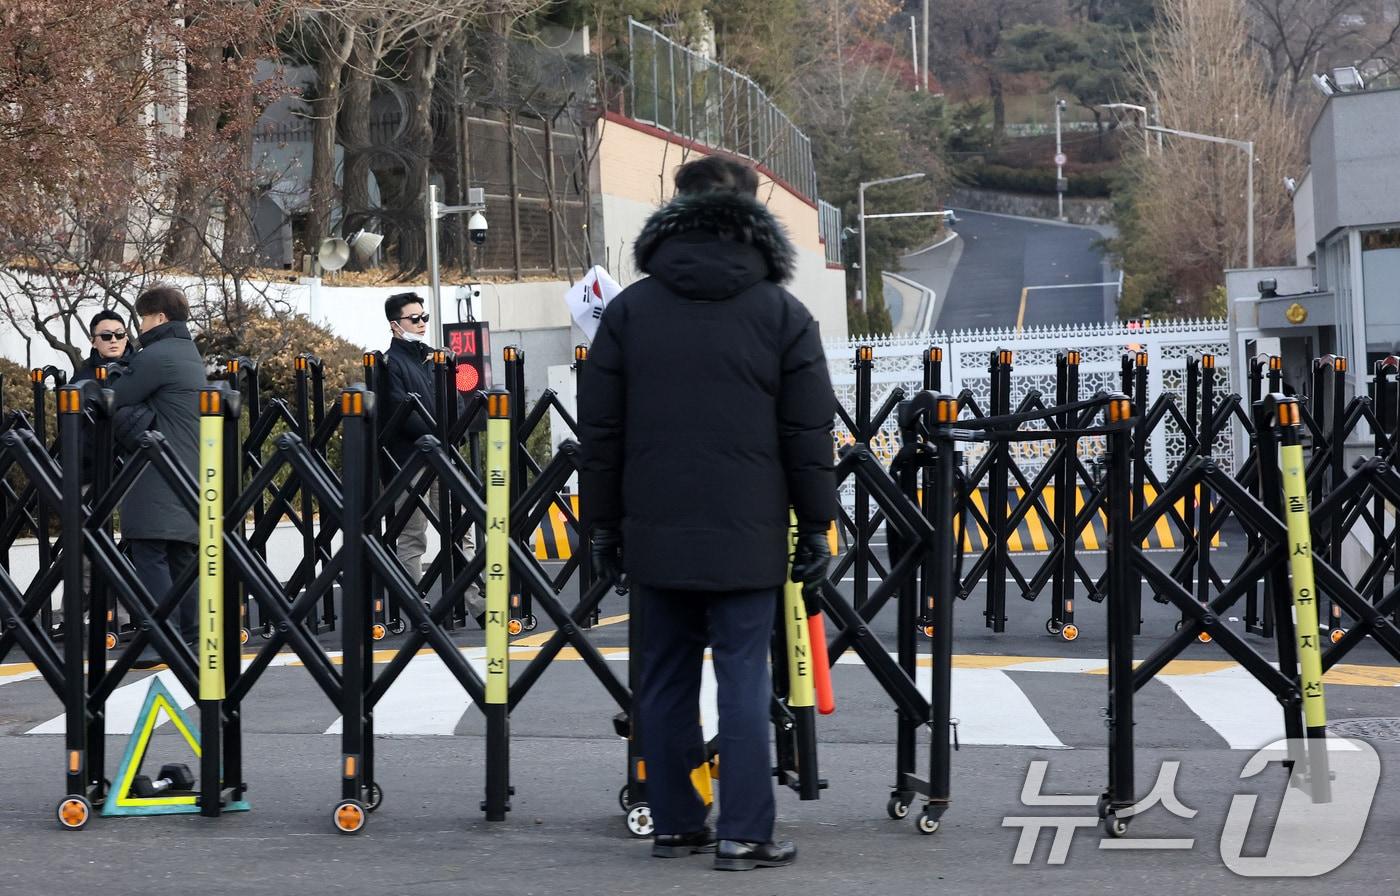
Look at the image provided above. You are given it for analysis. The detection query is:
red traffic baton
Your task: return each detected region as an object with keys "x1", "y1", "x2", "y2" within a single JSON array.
[{"x1": 808, "y1": 612, "x2": 835, "y2": 715}]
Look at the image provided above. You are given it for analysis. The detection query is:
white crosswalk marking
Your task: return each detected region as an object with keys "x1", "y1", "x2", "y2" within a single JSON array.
[
  {"x1": 1158, "y1": 666, "x2": 1289, "y2": 750},
  {"x1": 28, "y1": 669, "x2": 192, "y2": 735},
  {"x1": 916, "y1": 666, "x2": 1066, "y2": 747},
  {"x1": 325, "y1": 651, "x2": 486, "y2": 735},
  {"x1": 3, "y1": 651, "x2": 1389, "y2": 749}
]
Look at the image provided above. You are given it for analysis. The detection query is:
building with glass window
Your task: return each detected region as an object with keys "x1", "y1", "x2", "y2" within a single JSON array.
[{"x1": 1227, "y1": 83, "x2": 1400, "y2": 416}]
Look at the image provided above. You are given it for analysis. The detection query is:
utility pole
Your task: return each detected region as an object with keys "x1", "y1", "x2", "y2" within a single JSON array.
[
  {"x1": 909, "y1": 16, "x2": 919, "y2": 90},
  {"x1": 922, "y1": 0, "x2": 930, "y2": 93},
  {"x1": 1054, "y1": 98, "x2": 1067, "y2": 221}
]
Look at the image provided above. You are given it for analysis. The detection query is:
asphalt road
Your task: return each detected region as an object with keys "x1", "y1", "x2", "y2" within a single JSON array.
[
  {"x1": 2, "y1": 538, "x2": 1397, "y2": 893},
  {"x1": 912, "y1": 210, "x2": 1114, "y2": 332}
]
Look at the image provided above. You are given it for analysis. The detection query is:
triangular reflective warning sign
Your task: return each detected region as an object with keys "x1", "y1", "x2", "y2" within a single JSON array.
[{"x1": 102, "y1": 677, "x2": 202, "y2": 816}]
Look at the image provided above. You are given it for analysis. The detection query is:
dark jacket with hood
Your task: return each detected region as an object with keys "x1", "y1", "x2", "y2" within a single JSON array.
[
  {"x1": 578, "y1": 189, "x2": 839, "y2": 591},
  {"x1": 110, "y1": 321, "x2": 206, "y2": 543}
]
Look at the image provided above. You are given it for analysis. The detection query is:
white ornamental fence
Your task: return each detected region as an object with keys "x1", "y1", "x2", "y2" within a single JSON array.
[{"x1": 826, "y1": 319, "x2": 1234, "y2": 494}]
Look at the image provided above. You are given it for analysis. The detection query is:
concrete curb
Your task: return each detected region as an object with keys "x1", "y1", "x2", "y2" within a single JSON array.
[{"x1": 883, "y1": 271, "x2": 939, "y2": 335}]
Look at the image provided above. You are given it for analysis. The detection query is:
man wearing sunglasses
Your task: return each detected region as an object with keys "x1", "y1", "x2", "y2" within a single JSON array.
[
  {"x1": 383, "y1": 292, "x2": 483, "y2": 626},
  {"x1": 72, "y1": 309, "x2": 134, "y2": 382}
]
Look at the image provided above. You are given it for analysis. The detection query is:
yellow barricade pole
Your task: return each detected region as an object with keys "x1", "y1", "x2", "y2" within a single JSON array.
[
  {"x1": 198, "y1": 387, "x2": 225, "y2": 816},
  {"x1": 1276, "y1": 398, "x2": 1330, "y2": 802},
  {"x1": 483, "y1": 391, "x2": 512, "y2": 819}
]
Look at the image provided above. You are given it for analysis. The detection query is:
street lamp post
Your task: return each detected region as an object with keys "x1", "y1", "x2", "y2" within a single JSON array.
[
  {"x1": 1054, "y1": 99, "x2": 1067, "y2": 221},
  {"x1": 425, "y1": 184, "x2": 487, "y2": 330},
  {"x1": 1098, "y1": 103, "x2": 1151, "y2": 156},
  {"x1": 1146, "y1": 125, "x2": 1255, "y2": 269},
  {"x1": 858, "y1": 172, "x2": 926, "y2": 309}
]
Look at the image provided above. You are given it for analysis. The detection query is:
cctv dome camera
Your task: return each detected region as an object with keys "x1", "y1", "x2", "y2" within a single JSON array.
[{"x1": 468, "y1": 211, "x2": 489, "y2": 246}]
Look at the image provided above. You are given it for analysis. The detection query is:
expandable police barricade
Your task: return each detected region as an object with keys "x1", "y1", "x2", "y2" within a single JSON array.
[{"x1": 5, "y1": 339, "x2": 1398, "y2": 841}]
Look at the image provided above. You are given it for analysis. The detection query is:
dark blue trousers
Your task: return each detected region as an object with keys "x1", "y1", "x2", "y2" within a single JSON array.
[{"x1": 635, "y1": 583, "x2": 777, "y2": 843}]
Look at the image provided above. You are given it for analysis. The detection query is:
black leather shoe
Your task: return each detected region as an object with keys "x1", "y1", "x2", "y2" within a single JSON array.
[
  {"x1": 714, "y1": 839, "x2": 796, "y2": 870},
  {"x1": 652, "y1": 828, "x2": 716, "y2": 858}
]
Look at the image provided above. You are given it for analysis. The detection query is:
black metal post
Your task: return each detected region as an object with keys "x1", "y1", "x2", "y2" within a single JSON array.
[
  {"x1": 1104, "y1": 393, "x2": 1135, "y2": 823},
  {"x1": 854, "y1": 346, "x2": 873, "y2": 612}
]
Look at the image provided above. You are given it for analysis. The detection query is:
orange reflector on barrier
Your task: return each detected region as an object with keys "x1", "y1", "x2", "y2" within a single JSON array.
[{"x1": 487, "y1": 392, "x2": 510, "y2": 418}]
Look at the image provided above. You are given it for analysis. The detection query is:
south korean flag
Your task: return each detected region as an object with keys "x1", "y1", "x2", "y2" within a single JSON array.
[{"x1": 564, "y1": 266, "x2": 621, "y2": 343}]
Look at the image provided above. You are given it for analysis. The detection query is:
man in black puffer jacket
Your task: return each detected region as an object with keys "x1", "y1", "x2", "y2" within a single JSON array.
[
  {"x1": 381, "y1": 293, "x2": 482, "y2": 624},
  {"x1": 579, "y1": 155, "x2": 837, "y2": 870}
]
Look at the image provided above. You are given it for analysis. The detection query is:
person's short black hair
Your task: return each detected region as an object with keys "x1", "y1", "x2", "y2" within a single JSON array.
[
  {"x1": 674, "y1": 155, "x2": 759, "y2": 197},
  {"x1": 89, "y1": 309, "x2": 124, "y2": 332},
  {"x1": 385, "y1": 292, "x2": 425, "y2": 321},
  {"x1": 133, "y1": 284, "x2": 190, "y2": 322}
]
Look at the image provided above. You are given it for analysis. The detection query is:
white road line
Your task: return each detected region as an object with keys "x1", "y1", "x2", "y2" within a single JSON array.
[
  {"x1": 325, "y1": 649, "x2": 486, "y2": 735},
  {"x1": 916, "y1": 666, "x2": 1066, "y2": 747},
  {"x1": 1158, "y1": 666, "x2": 1288, "y2": 750},
  {"x1": 28, "y1": 669, "x2": 192, "y2": 736}
]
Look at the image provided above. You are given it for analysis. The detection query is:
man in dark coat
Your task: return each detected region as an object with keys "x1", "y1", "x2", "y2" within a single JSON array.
[
  {"x1": 381, "y1": 292, "x2": 483, "y2": 624},
  {"x1": 71, "y1": 309, "x2": 134, "y2": 383},
  {"x1": 110, "y1": 284, "x2": 207, "y2": 664},
  {"x1": 578, "y1": 155, "x2": 838, "y2": 870}
]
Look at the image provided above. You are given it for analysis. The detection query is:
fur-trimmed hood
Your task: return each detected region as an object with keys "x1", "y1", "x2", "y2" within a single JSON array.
[{"x1": 633, "y1": 190, "x2": 796, "y2": 299}]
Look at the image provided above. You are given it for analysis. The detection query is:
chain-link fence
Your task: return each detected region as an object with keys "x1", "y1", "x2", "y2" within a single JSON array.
[
  {"x1": 625, "y1": 18, "x2": 817, "y2": 202},
  {"x1": 819, "y1": 199, "x2": 843, "y2": 266}
]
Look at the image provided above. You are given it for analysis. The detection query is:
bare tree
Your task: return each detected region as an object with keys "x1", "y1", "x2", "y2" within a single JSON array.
[
  {"x1": 1246, "y1": 0, "x2": 1400, "y2": 105},
  {"x1": 1127, "y1": 0, "x2": 1304, "y2": 311}
]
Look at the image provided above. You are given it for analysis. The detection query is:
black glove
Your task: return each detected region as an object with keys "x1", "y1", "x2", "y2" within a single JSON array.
[
  {"x1": 590, "y1": 526, "x2": 625, "y2": 591},
  {"x1": 790, "y1": 529, "x2": 831, "y2": 613}
]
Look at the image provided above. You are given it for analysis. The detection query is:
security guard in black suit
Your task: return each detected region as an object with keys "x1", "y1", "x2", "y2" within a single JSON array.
[{"x1": 579, "y1": 154, "x2": 837, "y2": 871}]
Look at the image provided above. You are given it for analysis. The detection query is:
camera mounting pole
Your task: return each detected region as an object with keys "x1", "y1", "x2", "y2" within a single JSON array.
[{"x1": 426, "y1": 184, "x2": 488, "y2": 339}]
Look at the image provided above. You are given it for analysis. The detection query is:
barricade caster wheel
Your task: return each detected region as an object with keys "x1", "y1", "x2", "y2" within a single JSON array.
[
  {"x1": 388, "y1": 619, "x2": 407, "y2": 635},
  {"x1": 259, "y1": 624, "x2": 273, "y2": 640},
  {"x1": 104, "y1": 632, "x2": 118, "y2": 651},
  {"x1": 333, "y1": 799, "x2": 367, "y2": 834},
  {"x1": 239, "y1": 628, "x2": 250, "y2": 645},
  {"x1": 370, "y1": 623, "x2": 387, "y2": 641},
  {"x1": 363, "y1": 782, "x2": 383, "y2": 813},
  {"x1": 523, "y1": 615, "x2": 538, "y2": 631},
  {"x1": 1096, "y1": 793, "x2": 1111, "y2": 819},
  {"x1": 1103, "y1": 813, "x2": 1128, "y2": 838},
  {"x1": 56, "y1": 795, "x2": 91, "y2": 831},
  {"x1": 1045, "y1": 619, "x2": 1063, "y2": 635},
  {"x1": 507, "y1": 619, "x2": 523, "y2": 636},
  {"x1": 1060, "y1": 624, "x2": 1079, "y2": 642},
  {"x1": 921, "y1": 625, "x2": 935, "y2": 638},
  {"x1": 916, "y1": 812, "x2": 939, "y2": 835},
  {"x1": 1197, "y1": 631, "x2": 1212, "y2": 644},
  {"x1": 625, "y1": 803, "x2": 654, "y2": 838},
  {"x1": 1330, "y1": 628, "x2": 1346, "y2": 644},
  {"x1": 886, "y1": 797, "x2": 909, "y2": 819},
  {"x1": 618, "y1": 784, "x2": 634, "y2": 812}
]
